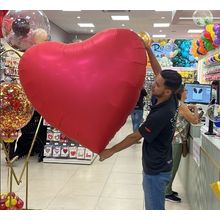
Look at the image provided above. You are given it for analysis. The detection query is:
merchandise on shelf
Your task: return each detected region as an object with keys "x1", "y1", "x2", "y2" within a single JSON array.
[
  {"x1": 178, "y1": 70, "x2": 195, "y2": 83},
  {"x1": 144, "y1": 67, "x2": 195, "y2": 110},
  {"x1": 201, "y1": 48, "x2": 220, "y2": 82},
  {"x1": 144, "y1": 69, "x2": 154, "y2": 110},
  {"x1": 205, "y1": 51, "x2": 220, "y2": 66},
  {"x1": 43, "y1": 121, "x2": 96, "y2": 164}
]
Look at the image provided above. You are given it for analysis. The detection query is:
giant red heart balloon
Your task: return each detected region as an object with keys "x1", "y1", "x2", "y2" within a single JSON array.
[
  {"x1": 0, "y1": 10, "x2": 8, "y2": 38},
  {"x1": 18, "y1": 28, "x2": 147, "y2": 153}
]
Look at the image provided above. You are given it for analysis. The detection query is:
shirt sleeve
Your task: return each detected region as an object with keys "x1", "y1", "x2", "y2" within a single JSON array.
[{"x1": 139, "y1": 110, "x2": 171, "y2": 143}]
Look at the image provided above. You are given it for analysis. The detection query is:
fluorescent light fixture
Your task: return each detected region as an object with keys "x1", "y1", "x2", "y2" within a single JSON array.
[
  {"x1": 179, "y1": 17, "x2": 194, "y2": 20},
  {"x1": 161, "y1": 17, "x2": 165, "y2": 19},
  {"x1": 180, "y1": 17, "x2": 220, "y2": 20},
  {"x1": 155, "y1": 10, "x2": 172, "y2": 12},
  {"x1": 77, "y1": 16, "x2": 80, "y2": 19},
  {"x1": 111, "y1": 15, "x2": 129, "y2": 20},
  {"x1": 90, "y1": 29, "x2": 94, "y2": 33},
  {"x1": 153, "y1": 23, "x2": 170, "y2": 27},
  {"x1": 62, "y1": 10, "x2": 82, "y2": 11},
  {"x1": 152, "y1": 34, "x2": 166, "y2": 38},
  {"x1": 121, "y1": 24, "x2": 125, "y2": 27},
  {"x1": 159, "y1": 30, "x2": 162, "y2": 33},
  {"x1": 187, "y1": 29, "x2": 203, "y2": 34},
  {"x1": 77, "y1": 23, "x2": 95, "y2": 27}
]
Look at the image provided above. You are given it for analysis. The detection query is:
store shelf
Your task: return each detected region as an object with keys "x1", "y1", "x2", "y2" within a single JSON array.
[
  {"x1": 198, "y1": 48, "x2": 220, "y2": 82},
  {"x1": 43, "y1": 122, "x2": 97, "y2": 165},
  {"x1": 43, "y1": 155, "x2": 97, "y2": 165}
]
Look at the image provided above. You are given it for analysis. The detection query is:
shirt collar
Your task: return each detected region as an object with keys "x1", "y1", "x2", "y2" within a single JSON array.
[{"x1": 151, "y1": 94, "x2": 175, "y2": 110}]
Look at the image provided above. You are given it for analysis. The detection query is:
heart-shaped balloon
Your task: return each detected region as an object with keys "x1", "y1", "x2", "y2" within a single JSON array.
[{"x1": 19, "y1": 28, "x2": 147, "y2": 153}]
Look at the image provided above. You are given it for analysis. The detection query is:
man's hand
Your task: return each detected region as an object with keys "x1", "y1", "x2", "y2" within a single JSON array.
[
  {"x1": 99, "y1": 149, "x2": 114, "y2": 161},
  {"x1": 187, "y1": 104, "x2": 198, "y2": 112}
]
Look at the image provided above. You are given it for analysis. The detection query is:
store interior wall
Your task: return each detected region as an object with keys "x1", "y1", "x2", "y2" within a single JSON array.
[
  {"x1": 50, "y1": 21, "x2": 94, "y2": 43},
  {"x1": 50, "y1": 22, "x2": 72, "y2": 43},
  {"x1": 70, "y1": 33, "x2": 94, "y2": 41}
]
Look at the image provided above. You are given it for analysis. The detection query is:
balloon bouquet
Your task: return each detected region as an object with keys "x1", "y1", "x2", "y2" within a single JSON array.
[
  {"x1": 172, "y1": 39, "x2": 197, "y2": 67},
  {"x1": 0, "y1": 10, "x2": 50, "y2": 209},
  {"x1": 191, "y1": 10, "x2": 220, "y2": 58}
]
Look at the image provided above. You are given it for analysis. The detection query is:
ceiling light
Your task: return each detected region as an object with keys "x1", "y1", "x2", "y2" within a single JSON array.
[
  {"x1": 180, "y1": 17, "x2": 220, "y2": 20},
  {"x1": 77, "y1": 23, "x2": 95, "y2": 27},
  {"x1": 159, "y1": 30, "x2": 162, "y2": 33},
  {"x1": 77, "y1": 16, "x2": 80, "y2": 19},
  {"x1": 179, "y1": 17, "x2": 194, "y2": 20},
  {"x1": 161, "y1": 17, "x2": 165, "y2": 19},
  {"x1": 62, "y1": 10, "x2": 82, "y2": 11},
  {"x1": 187, "y1": 29, "x2": 203, "y2": 34},
  {"x1": 153, "y1": 23, "x2": 170, "y2": 27},
  {"x1": 152, "y1": 34, "x2": 166, "y2": 38},
  {"x1": 121, "y1": 24, "x2": 125, "y2": 27},
  {"x1": 155, "y1": 10, "x2": 173, "y2": 12},
  {"x1": 90, "y1": 29, "x2": 94, "y2": 33},
  {"x1": 111, "y1": 16, "x2": 129, "y2": 21}
]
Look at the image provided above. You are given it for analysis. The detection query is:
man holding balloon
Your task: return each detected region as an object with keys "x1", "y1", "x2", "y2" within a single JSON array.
[{"x1": 99, "y1": 36, "x2": 182, "y2": 210}]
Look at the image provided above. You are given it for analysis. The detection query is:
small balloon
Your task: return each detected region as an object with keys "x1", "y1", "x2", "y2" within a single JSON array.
[
  {"x1": 193, "y1": 10, "x2": 213, "y2": 27},
  {"x1": 214, "y1": 38, "x2": 220, "y2": 46},
  {"x1": 214, "y1": 53, "x2": 220, "y2": 62},
  {"x1": 206, "y1": 104, "x2": 220, "y2": 127},
  {"x1": 12, "y1": 18, "x2": 30, "y2": 37},
  {"x1": 0, "y1": 82, "x2": 34, "y2": 142},
  {"x1": 2, "y1": 10, "x2": 50, "y2": 52},
  {"x1": 0, "y1": 10, "x2": 8, "y2": 38},
  {"x1": 163, "y1": 42, "x2": 179, "y2": 58},
  {"x1": 137, "y1": 32, "x2": 151, "y2": 46},
  {"x1": 33, "y1": 28, "x2": 49, "y2": 44}
]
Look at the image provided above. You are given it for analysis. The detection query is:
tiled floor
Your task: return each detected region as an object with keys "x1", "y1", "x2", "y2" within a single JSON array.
[{"x1": 0, "y1": 115, "x2": 191, "y2": 210}]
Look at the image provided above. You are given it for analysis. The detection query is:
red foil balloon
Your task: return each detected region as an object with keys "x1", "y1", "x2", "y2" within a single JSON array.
[
  {"x1": 0, "y1": 10, "x2": 8, "y2": 38},
  {"x1": 19, "y1": 28, "x2": 147, "y2": 153},
  {"x1": 0, "y1": 82, "x2": 34, "y2": 142}
]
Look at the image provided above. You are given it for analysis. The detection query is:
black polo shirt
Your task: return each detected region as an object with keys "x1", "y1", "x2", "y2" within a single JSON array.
[{"x1": 139, "y1": 94, "x2": 178, "y2": 175}]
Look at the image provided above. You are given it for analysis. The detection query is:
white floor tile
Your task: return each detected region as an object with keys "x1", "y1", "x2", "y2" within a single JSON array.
[
  {"x1": 101, "y1": 183, "x2": 144, "y2": 200},
  {"x1": 57, "y1": 181, "x2": 106, "y2": 197},
  {"x1": 71, "y1": 168, "x2": 110, "y2": 183},
  {"x1": 107, "y1": 172, "x2": 142, "y2": 185},
  {"x1": 48, "y1": 195, "x2": 99, "y2": 210},
  {"x1": 96, "y1": 197, "x2": 143, "y2": 210},
  {"x1": 0, "y1": 117, "x2": 191, "y2": 210}
]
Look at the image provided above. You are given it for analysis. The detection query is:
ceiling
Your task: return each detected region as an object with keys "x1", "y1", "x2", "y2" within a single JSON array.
[{"x1": 44, "y1": 10, "x2": 220, "y2": 39}]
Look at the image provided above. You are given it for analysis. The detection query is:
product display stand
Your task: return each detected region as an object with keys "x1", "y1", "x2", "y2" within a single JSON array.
[
  {"x1": 43, "y1": 122, "x2": 97, "y2": 165},
  {"x1": 0, "y1": 116, "x2": 43, "y2": 210}
]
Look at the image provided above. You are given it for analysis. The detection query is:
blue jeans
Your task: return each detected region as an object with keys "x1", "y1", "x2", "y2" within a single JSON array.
[
  {"x1": 131, "y1": 109, "x2": 143, "y2": 132},
  {"x1": 143, "y1": 171, "x2": 171, "y2": 210}
]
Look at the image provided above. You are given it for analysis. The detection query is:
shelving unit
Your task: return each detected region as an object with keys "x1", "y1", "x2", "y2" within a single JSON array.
[
  {"x1": 144, "y1": 68, "x2": 154, "y2": 110},
  {"x1": 198, "y1": 48, "x2": 220, "y2": 83},
  {"x1": 43, "y1": 122, "x2": 97, "y2": 165},
  {"x1": 162, "y1": 66, "x2": 197, "y2": 83}
]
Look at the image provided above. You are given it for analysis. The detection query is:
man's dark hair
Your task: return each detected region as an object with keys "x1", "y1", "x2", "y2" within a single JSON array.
[
  {"x1": 212, "y1": 80, "x2": 218, "y2": 86},
  {"x1": 193, "y1": 80, "x2": 200, "y2": 84},
  {"x1": 160, "y1": 69, "x2": 182, "y2": 93}
]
